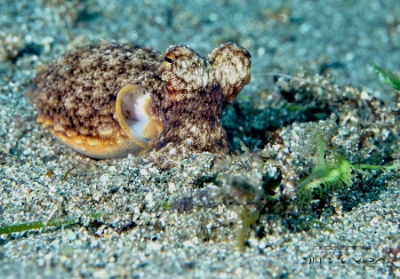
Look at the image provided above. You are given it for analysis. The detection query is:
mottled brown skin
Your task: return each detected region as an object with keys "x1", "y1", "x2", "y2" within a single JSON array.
[
  {"x1": 30, "y1": 42, "x2": 164, "y2": 158},
  {"x1": 148, "y1": 43, "x2": 251, "y2": 168}
]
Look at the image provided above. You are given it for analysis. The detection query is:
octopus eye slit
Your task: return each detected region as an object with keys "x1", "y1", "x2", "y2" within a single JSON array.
[
  {"x1": 164, "y1": 56, "x2": 174, "y2": 70},
  {"x1": 164, "y1": 57, "x2": 173, "y2": 64}
]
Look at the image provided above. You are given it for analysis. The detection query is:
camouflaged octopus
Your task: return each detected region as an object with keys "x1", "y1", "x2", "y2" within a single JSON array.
[{"x1": 29, "y1": 42, "x2": 251, "y2": 168}]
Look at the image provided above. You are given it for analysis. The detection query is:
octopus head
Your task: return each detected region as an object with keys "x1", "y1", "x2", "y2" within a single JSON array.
[
  {"x1": 160, "y1": 45, "x2": 208, "y2": 102},
  {"x1": 208, "y1": 43, "x2": 251, "y2": 105},
  {"x1": 160, "y1": 43, "x2": 251, "y2": 106}
]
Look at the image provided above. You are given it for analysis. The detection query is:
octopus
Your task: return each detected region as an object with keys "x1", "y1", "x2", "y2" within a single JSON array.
[{"x1": 29, "y1": 42, "x2": 251, "y2": 168}]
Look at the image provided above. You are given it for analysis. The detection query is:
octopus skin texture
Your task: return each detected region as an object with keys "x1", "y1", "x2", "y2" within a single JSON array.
[{"x1": 29, "y1": 42, "x2": 251, "y2": 168}]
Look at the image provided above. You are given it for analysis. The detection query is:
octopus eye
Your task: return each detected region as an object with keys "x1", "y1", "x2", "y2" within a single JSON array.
[{"x1": 164, "y1": 56, "x2": 174, "y2": 70}]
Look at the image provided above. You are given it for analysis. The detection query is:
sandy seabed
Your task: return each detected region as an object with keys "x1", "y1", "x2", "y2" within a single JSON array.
[{"x1": 1, "y1": 1, "x2": 400, "y2": 278}]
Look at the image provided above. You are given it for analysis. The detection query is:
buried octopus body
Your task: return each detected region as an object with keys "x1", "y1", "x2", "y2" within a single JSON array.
[{"x1": 29, "y1": 42, "x2": 251, "y2": 168}]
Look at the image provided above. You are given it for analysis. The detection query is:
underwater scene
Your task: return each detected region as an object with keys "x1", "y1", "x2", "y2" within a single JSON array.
[{"x1": 0, "y1": 0, "x2": 399, "y2": 278}]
